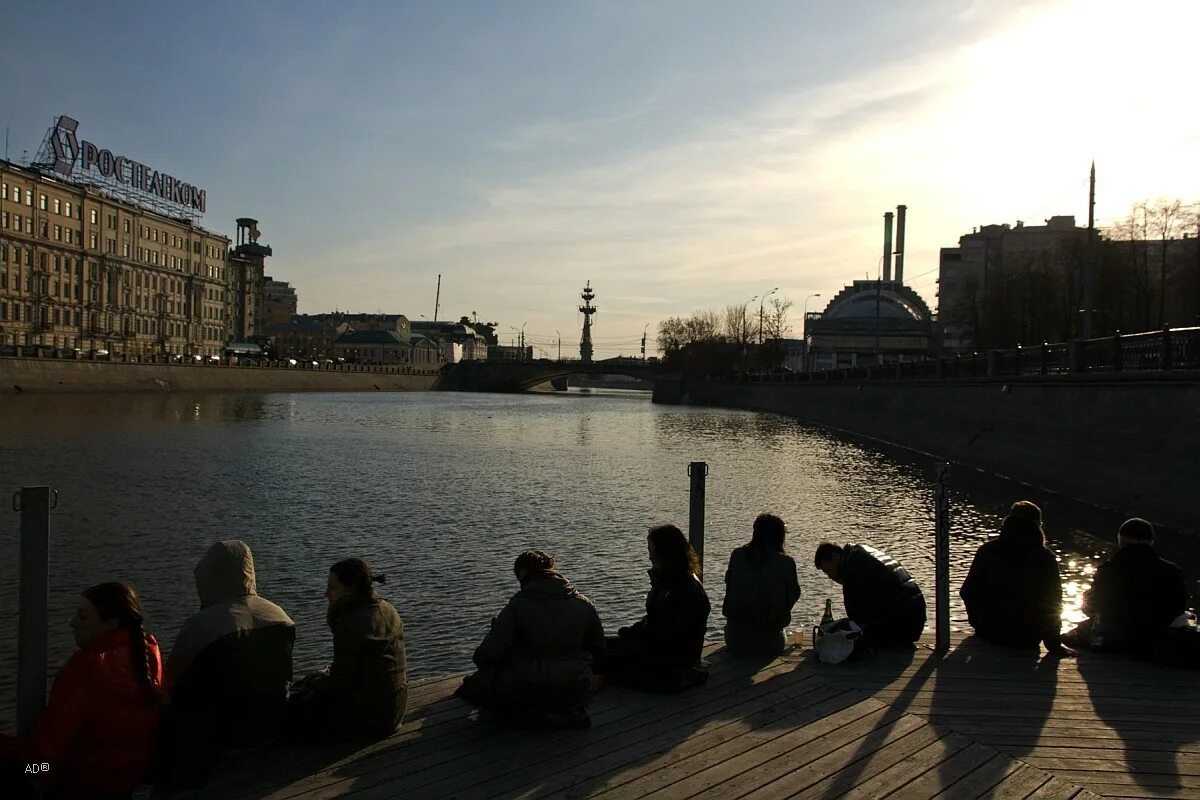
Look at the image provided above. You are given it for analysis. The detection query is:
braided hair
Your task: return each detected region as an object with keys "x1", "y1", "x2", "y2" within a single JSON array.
[{"x1": 82, "y1": 582, "x2": 164, "y2": 706}]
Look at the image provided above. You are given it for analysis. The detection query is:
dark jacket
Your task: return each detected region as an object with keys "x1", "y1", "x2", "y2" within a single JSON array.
[
  {"x1": 960, "y1": 536, "x2": 1063, "y2": 649},
  {"x1": 311, "y1": 592, "x2": 408, "y2": 738},
  {"x1": 838, "y1": 544, "x2": 926, "y2": 645},
  {"x1": 723, "y1": 546, "x2": 801, "y2": 655},
  {"x1": 460, "y1": 571, "x2": 604, "y2": 712},
  {"x1": 1083, "y1": 544, "x2": 1188, "y2": 651},
  {"x1": 0, "y1": 628, "x2": 163, "y2": 796},
  {"x1": 620, "y1": 568, "x2": 711, "y2": 669}
]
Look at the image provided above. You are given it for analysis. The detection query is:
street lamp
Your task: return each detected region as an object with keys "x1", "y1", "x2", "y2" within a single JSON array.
[
  {"x1": 555, "y1": 329, "x2": 561, "y2": 361},
  {"x1": 758, "y1": 287, "x2": 778, "y2": 344}
]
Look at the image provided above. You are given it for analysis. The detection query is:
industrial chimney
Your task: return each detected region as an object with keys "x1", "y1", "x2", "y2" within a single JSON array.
[
  {"x1": 882, "y1": 212, "x2": 894, "y2": 282},
  {"x1": 894, "y1": 204, "x2": 907, "y2": 285}
]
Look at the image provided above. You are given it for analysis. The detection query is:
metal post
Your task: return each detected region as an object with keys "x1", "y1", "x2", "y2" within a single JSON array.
[
  {"x1": 15, "y1": 485, "x2": 52, "y2": 735},
  {"x1": 1162, "y1": 324, "x2": 1172, "y2": 370},
  {"x1": 934, "y1": 464, "x2": 951, "y2": 653},
  {"x1": 687, "y1": 462, "x2": 708, "y2": 579}
]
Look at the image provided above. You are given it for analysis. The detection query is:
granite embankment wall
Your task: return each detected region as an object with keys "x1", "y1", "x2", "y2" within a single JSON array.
[
  {"x1": 657, "y1": 374, "x2": 1200, "y2": 535},
  {"x1": 0, "y1": 358, "x2": 437, "y2": 393}
]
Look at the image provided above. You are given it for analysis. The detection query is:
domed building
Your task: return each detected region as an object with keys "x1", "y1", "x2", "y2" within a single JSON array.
[{"x1": 804, "y1": 279, "x2": 934, "y2": 371}]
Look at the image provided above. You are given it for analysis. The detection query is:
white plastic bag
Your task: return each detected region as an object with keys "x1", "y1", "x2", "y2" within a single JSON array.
[{"x1": 812, "y1": 618, "x2": 862, "y2": 664}]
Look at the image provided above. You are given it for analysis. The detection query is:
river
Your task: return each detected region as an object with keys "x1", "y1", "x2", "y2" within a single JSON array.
[{"x1": 1, "y1": 389, "x2": 1193, "y2": 728}]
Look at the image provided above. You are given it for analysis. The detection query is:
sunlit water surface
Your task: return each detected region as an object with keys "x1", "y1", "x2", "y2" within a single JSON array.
[{"x1": 1, "y1": 389, "x2": 1193, "y2": 727}]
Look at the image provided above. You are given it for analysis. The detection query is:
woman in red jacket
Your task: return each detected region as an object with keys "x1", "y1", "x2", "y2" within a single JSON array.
[{"x1": 1, "y1": 582, "x2": 164, "y2": 798}]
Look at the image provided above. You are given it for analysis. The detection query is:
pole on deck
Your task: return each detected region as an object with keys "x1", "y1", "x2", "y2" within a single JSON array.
[
  {"x1": 15, "y1": 485, "x2": 53, "y2": 735},
  {"x1": 934, "y1": 464, "x2": 951, "y2": 653},
  {"x1": 688, "y1": 462, "x2": 708, "y2": 579}
]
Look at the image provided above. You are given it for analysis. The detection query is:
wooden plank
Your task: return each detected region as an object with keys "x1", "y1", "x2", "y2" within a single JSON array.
[
  {"x1": 821, "y1": 731, "x2": 977, "y2": 800},
  {"x1": 737, "y1": 717, "x2": 939, "y2": 799},
  {"x1": 785, "y1": 725, "x2": 950, "y2": 800},
  {"x1": 979, "y1": 763, "x2": 1053, "y2": 799},
  {"x1": 882, "y1": 743, "x2": 1001, "y2": 800},
  {"x1": 1024, "y1": 776, "x2": 1103, "y2": 800},
  {"x1": 931, "y1": 754, "x2": 1024, "y2": 799},
  {"x1": 672, "y1": 704, "x2": 910, "y2": 799}
]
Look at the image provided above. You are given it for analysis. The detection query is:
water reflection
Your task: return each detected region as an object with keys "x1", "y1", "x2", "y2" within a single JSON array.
[{"x1": 0, "y1": 391, "x2": 1194, "y2": 728}]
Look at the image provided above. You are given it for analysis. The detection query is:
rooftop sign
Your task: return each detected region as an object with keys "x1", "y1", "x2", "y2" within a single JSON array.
[{"x1": 38, "y1": 115, "x2": 207, "y2": 216}]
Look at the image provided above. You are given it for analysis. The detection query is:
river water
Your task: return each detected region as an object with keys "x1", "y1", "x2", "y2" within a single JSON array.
[{"x1": 1, "y1": 389, "x2": 1194, "y2": 727}]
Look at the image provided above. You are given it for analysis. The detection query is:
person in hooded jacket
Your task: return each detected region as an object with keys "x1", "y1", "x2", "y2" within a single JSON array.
[
  {"x1": 456, "y1": 550, "x2": 604, "y2": 728},
  {"x1": 155, "y1": 540, "x2": 295, "y2": 789},
  {"x1": 960, "y1": 501, "x2": 1072, "y2": 656},
  {"x1": 0, "y1": 582, "x2": 163, "y2": 800},
  {"x1": 814, "y1": 541, "x2": 926, "y2": 647},
  {"x1": 723, "y1": 513, "x2": 802, "y2": 656},
  {"x1": 288, "y1": 558, "x2": 408, "y2": 740},
  {"x1": 597, "y1": 524, "x2": 711, "y2": 691}
]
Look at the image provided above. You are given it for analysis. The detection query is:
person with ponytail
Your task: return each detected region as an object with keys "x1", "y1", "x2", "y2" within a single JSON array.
[
  {"x1": 722, "y1": 513, "x2": 802, "y2": 656},
  {"x1": 454, "y1": 550, "x2": 605, "y2": 729},
  {"x1": 288, "y1": 558, "x2": 407, "y2": 741},
  {"x1": 0, "y1": 582, "x2": 163, "y2": 798}
]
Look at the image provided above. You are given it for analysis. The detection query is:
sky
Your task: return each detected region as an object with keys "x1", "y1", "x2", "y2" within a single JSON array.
[{"x1": 3, "y1": 0, "x2": 1198, "y2": 357}]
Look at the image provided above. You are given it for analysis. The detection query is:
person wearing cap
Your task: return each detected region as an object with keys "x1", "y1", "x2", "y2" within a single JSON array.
[
  {"x1": 960, "y1": 501, "x2": 1072, "y2": 657},
  {"x1": 1078, "y1": 518, "x2": 1188, "y2": 656}
]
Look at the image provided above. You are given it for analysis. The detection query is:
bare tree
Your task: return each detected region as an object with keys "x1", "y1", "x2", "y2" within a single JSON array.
[
  {"x1": 762, "y1": 296, "x2": 794, "y2": 341},
  {"x1": 1148, "y1": 198, "x2": 1185, "y2": 326},
  {"x1": 722, "y1": 303, "x2": 754, "y2": 346}
]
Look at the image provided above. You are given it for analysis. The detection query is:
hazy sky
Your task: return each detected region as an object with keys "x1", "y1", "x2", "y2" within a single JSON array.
[{"x1": 3, "y1": 0, "x2": 1197, "y2": 356}]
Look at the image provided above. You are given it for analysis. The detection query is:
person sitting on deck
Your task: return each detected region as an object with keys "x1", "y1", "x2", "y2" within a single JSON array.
[
  {"x1": 0, "y1": 582, "x2": 165, "y2": 800},
  {"x1": 287, "y1": 558, "x2": 408, "y2": 741},
  {"x1": 596, "y1": 524, "x2": 712, "y2": 691},
  {"x1": 960, "y1": 501, "x2": 1073, "y2": 657},
  {"x1": 814, "y1": 541, "x2": 926, "y2": 647},
  {"x1": 722, "y1": 513, "x2": 802, "y2": 656},
  {"x1": 155, "y1": 540, "x2": 295, "y2": 789},
  {"x1": 455, "y1": 549, "x2": 604, "y2": 729},
  {"x1": 1065, "y1": 518, "x2": 1188, "y2": 658}
]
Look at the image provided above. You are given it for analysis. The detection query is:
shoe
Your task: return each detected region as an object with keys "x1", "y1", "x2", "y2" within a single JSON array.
[{"x1": 565, "y1": 707, "x2": 591, "y2": 729}]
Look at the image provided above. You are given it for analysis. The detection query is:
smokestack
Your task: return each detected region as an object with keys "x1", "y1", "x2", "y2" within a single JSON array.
[
  {"x1": 894, "y1": 204, "x2": 907, "y2": 285},
  {"x1": 882, "y1": 212, "x2": 894, "y2": 282}
]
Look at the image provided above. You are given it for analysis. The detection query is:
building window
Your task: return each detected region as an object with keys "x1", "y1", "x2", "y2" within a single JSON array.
[
  {"x1": 39, "y1": 194, "x2": 47, "y2": 211},
  {"x1": 25, "y1": 189, "x2": 33, "y2": 206},
  {"x1": 65, "y1": 228, "x2": 73, "y2": 244},
  {"x1": 53, "y1": 198, "x2": 61, "y2": 214},
  {"x1": 153, "y1": 229, "x2": 158, "y2": 242},
  {"x1": 1, "y1": 183, "x2": 6, "y2": 200},
  {"x1": 106, "y1": 239, "x2": 115, "y2": 254},
  {"x1": 123, "y1": 219, "x2": 130, "y2": 233},
  {"x1": 40, "y1": 221, "x2": 48, "y2": 238},
  {"x1": 90, "y1": 209, "x2": 98, "y2": 224},
  {"x1": 122, "y1": 242, "x2": 130, "y2": 257},
  {"x1": 65, "y1": 202, "x2": 72, "y2": 218},
  {"x1": 90, "y1": 234, "x2": 98, "y2": 249},
  {"x1": 54, "y1": 225, "x2": 62, "y2": 241},
  {"x1": 1, "y1": 211, "x2": 7, "y2": 229}
]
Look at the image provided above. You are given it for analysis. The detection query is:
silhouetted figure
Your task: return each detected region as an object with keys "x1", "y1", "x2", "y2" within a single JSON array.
[
  {"x1": 814, "y1": 542, "x2": 926, "y2": 647},
  {"x1": 288, "y1": 558, "x2": 408, "y2": 740},
  {"x1": 0, "y1": 583, "x2": 163, "y2": 799},
  {"x1": 456, "y1": 550, "x2": 604, "y2": 728},
  {"x1": 156, "y1": 540, "x2": 295, "y2": 789},
  {"x1": 1072, "y1": 518, "x2": 1188, "y2": 657},
  {"x1": 723, "y1": 513, "x2": 801, "y2": 656},
  {"x1": 597, "y1": 524, "x2": 711, "y2": 691},
  {"x1": 960, "y1": 501, "x2": 1071, "y2": 656}
]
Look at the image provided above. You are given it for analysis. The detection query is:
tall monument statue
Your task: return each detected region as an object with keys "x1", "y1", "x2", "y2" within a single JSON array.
[{"x1": 579, "y1": 281, "x2": 597, "y2": 363}]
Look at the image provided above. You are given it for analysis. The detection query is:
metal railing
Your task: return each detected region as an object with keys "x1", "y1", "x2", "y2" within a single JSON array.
[
  {"x1": 0, "y1": 346, "x2": 442, "y2": 376},
  {"x1": 716, "y1": 325, "x2": 1200, "y2": 385}
]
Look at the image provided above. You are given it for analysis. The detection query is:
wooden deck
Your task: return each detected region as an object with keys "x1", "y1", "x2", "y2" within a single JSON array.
[{"x1": 187, "y1": 634, "x2": 1200, "y2": 799}]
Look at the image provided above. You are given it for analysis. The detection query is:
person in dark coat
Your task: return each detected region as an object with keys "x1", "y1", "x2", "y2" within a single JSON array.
[
  {"x1": 288, "y1": 558, "x2": 408, "y2": 740},
  {"x1": 723, "y1": 513, "x2": 802, "y2": 656},
  {"x1": 156, "y1": 540, "x2": 295, "y2": 789},
  {"x1": 597, "y1": 524, "x2": 711, "y2": 690},
  {"x1": 814, "y1": 541, "x2": 926, "y2": 647},
  {"x1": 960, "y1": 500, "x2": 1072, "y2": 656},
  {"x1": 1073, "y1": 518, "x2": 1188, "y2": 656},
  {"x1": 0, "y1": 583, "x2": 163, "y2": 799},
  {"x1": 456, "y1": 550, "x2": 604, "y2": 728}
]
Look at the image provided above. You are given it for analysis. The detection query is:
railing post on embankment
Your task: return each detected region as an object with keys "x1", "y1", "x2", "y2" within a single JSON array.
[
  {"x1": 14, "y1": 485, "x2": 53, "y2": 735},
  {"x1": 688, "y1": 462, "x2": 708, "y2": 579},
  {"x1": 934, "y1": 464, "x2": 951, "y2": 654}
]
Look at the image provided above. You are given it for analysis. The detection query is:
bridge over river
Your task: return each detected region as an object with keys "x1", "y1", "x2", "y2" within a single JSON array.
[{"x1": 436, "y1": 356, "x2": 669, "y2": 393}]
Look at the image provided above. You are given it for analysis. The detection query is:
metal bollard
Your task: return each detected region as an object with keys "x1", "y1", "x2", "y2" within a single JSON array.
[
  {"x1": 688, "y1": 462, "x2": 708, "y2": 579},
  {"x1": 14, "y1": 486, "x2": 53, "y2": 735},
  {"x1": 934, "y1": 464, "x2": 951, "y2": 653}
]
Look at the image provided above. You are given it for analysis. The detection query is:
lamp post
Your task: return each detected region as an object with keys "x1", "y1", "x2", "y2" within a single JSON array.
[
  {"x1": 802, "y1": 293, "x2": 821, "y2": 373},
  {"x1": 758, "y1": 287, "x2": 778, "y2": 344},
  {"x1": 555, "y1": 329, "x2": 561, "y2": 361}
]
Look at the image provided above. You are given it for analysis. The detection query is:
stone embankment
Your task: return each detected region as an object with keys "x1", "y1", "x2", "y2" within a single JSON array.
[
  {"x1": 1, "y1": 357, "x2": 438, "y2": 393},
  {"x1": 657, "y1": 372, "x2": 1200, "y2": 536}
]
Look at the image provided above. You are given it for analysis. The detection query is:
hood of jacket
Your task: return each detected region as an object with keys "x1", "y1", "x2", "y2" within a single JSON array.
[
  {"x1": 517, "y1": 570, "x2": 580, "y2": 599},
  {"x1": 195, "y1": 540, "x2": 257, "y2": 608}
]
